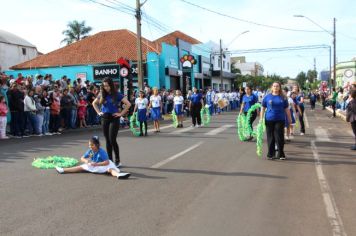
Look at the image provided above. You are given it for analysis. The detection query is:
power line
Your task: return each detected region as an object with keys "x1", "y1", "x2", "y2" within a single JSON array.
[
  {"x1": 86, "y1": 0, "x2": 135, "y2": 16},
  {"x1": 226, "y1": 45, "x2": 330, "y2": 54},
  {"x1": 179, "y1": 0, "x2": 324, "y2": 33}
]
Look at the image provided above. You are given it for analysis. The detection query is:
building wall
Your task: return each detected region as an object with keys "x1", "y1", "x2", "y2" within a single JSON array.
[
  {"x1": 335, "y1": 60, "x2": 356, "y2": 88},
  {"x1": 0, "y1": 43, "x2": 38, "y2": 71},
  {"x1": 5, "y1": 65, "x2": 94, "y2": 82},
  {"x1": 147, "y1": 52, "x2": 160, "y2": 88},
  {"x1": 211, "y1": 77, "x2": 231, "y2": 91}
]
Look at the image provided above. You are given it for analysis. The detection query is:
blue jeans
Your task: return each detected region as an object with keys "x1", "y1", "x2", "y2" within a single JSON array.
[
  {"x1": 70, "y1": 109, "x2": 77, "y2": 129},
  {"x1": 42, "y1": 109, "x2": 50, "y2": 134},
  {"x1": 25, "y1": 111, "x2": 37, "y2": 135},
  {"x1": 36, "y1": 114, "x2": 44, "y2": 134}
]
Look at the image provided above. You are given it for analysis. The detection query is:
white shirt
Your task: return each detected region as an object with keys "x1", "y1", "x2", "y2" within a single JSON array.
[
  {"x1": 150, "y1": 95, "x2": 161, "y2": 108},
  {"x1": 135, "y1": 98, "x2": 148, "y2": 110},
  {"x1": 288, "y1": 97, "x2": 294, "y2": 110},
  {"x1": 174, "y1": 96, "x2": 184, "y2": 105}
]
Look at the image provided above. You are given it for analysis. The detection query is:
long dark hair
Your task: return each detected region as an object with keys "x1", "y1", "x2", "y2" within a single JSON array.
[{"x1": 100, "y1": 77, "x2": 118, "y2": 105}]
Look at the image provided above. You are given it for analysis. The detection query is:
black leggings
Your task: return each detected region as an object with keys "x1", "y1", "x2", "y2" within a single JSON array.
[
  {"x1": 352, "y1": 121, "x2": 356, "y2": 145},
  {"x1": 140, "y1": 121, "x2": 147, "y2": 135},
  {"x1": 265, "y1": 120, "x2": 285, "y2": 158},
  {"x1": 298, "y1": 106, "x2": 305, "y2": 133},
  {"x1": 102, "y1": 115, "x2": 120, "y2": 164},
  {"x1": 244, "y1": 111, "x2": 257, "y2": 134},
  {"x1": 191, "y1": 103, "x2": 202, "y2": 126}
]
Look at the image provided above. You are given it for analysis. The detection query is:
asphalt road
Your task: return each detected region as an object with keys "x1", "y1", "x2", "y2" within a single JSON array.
[{"x1": 0, "y1": 106, "x2": 355, "y2": 236}]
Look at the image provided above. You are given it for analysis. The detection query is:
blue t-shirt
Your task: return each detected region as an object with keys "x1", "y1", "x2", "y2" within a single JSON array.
[
  {"x1": 101, "y1": 93, "x2": 124, "y2": 114},
  {"x1": 83, "y1": 147, "x2": 109, "y2": 163},
  {"x1": 190, "y1": 93, "x2": 202, "y2": 104},
  {"x1": 262, "y1": 94, "x2": 288, "y2": 121},
  {"x1": 296, "y1": 94, "x2": 304, "y2": 108},
  {"x1": 242, "y1": 94, "x2": 258, "y2": 112}
]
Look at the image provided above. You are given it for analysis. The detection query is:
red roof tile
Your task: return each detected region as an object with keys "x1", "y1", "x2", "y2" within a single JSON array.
[
  {"x1": 11, "y1": 29, "x2": 159, "y2": 69},
  {"x1": 153, "y1": 30, "x2": 201, "y2": 51}
]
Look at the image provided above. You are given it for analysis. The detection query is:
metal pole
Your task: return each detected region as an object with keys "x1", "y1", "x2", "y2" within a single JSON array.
[
  {"x1": 333, "y1": 17, "x2": 336, "y2": 88},
  {"x1": 329, "y1": 45, "x2": 331, "y2": 90},
  {"x1": 136, "y1": 0, "x2": 144, "y2": 90},
  {"x1": 220, "y1": 39, "x2": 223, "y2": 91}
]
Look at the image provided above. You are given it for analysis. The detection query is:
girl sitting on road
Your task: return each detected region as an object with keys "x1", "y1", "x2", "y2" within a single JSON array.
[{"x1": 55, "y1": 136, "x2": 130, "y2": 179}]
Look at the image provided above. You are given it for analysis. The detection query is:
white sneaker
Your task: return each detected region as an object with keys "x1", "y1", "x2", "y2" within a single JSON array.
[
  {"x1": 45, "y1": 132, "x2": 53, "y2": 136},
  {"x1": 190, "y1": 125, "x2": 195, "y2": 128},
  {"x1": 55, "y1": 166, "x2": 64, "y2": 174},
  {"x1": 117, "y1": 172, "x2": 131, "y2": 179},
  {"x1": 300, "y1": 133, "x2": 305, "y2": 136}
]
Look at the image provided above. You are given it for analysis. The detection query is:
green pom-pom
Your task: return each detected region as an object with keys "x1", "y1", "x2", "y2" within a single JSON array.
[
  {"x1": 32, "y1": 156, "x2": 78, "y2": 169},
  {"x1": 172, "y1": 110, "x2": 179, "y2": 128},
  {"x1": 200, "y1": 107, "x2": 211, "y2": 126},
  {"x1": 130, "y1": 112, "x2": 146, "y2": 136}
]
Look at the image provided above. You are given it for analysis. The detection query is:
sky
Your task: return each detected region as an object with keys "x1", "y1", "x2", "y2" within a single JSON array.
[{"x1": 1, "y1": 0, "x2": 356, "y2": 78}]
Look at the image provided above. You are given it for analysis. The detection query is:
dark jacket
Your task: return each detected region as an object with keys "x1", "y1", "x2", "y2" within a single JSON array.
[
  {"x1": 346, "y1": 98, "x2": 356, "y2": 122},
  {"x1": 7, "y1": 89, "x2": 24, "y2": 112}
]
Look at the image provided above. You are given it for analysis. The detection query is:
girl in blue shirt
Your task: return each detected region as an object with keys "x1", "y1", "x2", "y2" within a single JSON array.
[
  {"x1": 239, "y1": 85, "x2": 259, "y2": 140},
  {"x1": 55, "y1": 136, "x2": 130, "y2": 179},
  {"x1": 293, "y1": 85, "x2": 305, "y2": 135},
  {"x1": 92, "y1": 77, "x2": 131, "y2": 167},
  {"x1": 261, "y1": 82, "x2": 292, "y2": 160}
]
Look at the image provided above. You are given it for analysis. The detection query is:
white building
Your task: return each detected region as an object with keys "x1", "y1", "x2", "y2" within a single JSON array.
[
  {"x1": 0, "y1": 30, "x2": 38, "y2": 71},
  {"x1": 232, "y1": 56, "x2": 264, "y2": 76},
  {"x1": 204, "y1": 40, "x2": 235, "y2": 91}
]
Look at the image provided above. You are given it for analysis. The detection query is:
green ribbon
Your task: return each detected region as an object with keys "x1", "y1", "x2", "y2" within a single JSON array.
[
  {"x1": 32, "y1": 156, "x2": 78, "y2": 169},
  {"x1": 237, "y1": 103, "x2": 261, "y2": 141},
  {"x1": 171, "y1": 110, "x2": 179, "y2": 128},
  {"x1": 200, "y1": 107, "x2": 211, "y2": 126},
  {"x1": 130, "y1": 112, "x2": 146, "y2": 136},
  {"x1": 255, "y1": 118, "x2": 266, "y2": 158}
]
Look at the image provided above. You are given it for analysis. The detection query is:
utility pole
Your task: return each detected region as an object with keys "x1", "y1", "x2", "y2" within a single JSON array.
[
  {"x1": 333, "y1": 17, "x2": 336, "y2": 88},
  {"x1": 219, "y1": 39, "x2": 223, "y2": 91},
  {"x1": 135, "y1": 0, "x2": 146, "y2": 90}
]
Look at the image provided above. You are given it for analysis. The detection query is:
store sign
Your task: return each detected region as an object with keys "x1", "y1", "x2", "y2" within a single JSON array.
[
  {"x1": 180, "y1": 54, "x2": 197, "y2": 68},
  {"x1": 93, "y1": 65, "x2": 120, "y2": 80},
  {"x1": 131, "y1": 63, "x2": 147, "y2": 77}
]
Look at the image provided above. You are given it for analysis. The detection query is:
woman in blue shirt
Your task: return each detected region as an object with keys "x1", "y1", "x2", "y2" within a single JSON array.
[
  {"x1": 239, "y1": 85, "x2": 258, "y2": 140},
  {"x1": 189, "y1": 87, "x2": 204, "y2": 127},
  {"x1": 260, "y1": 82, "x2": 292, "y2": 160},
  {"x1": 92, "y1": 77, "x2": 131, "y2": 167},
  {"x1": 55, "y1": 136, "x2": 130, "y2": 179}
]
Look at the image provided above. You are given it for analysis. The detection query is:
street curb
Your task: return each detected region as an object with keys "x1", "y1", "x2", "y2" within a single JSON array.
[{"x1": 325, "y1": 107, "x2": 347, "y2": 121}]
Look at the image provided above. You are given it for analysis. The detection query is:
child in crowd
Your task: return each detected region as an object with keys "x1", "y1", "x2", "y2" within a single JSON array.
[
  {"x1": 120, "y1": 116, "x2": 130, "y2": 128},
  {"x1": 134, "y1": 90, "x2": 149, "y2": 136},
  {"x1": 0, "y1": 95, "x2": 9, "y2": 139},
  {"x1": 55, "y1": 136, "x2": 130, "y2": 179},
  {"x1": 77, "y1": 94, "x2": 87, "y2": 128}
]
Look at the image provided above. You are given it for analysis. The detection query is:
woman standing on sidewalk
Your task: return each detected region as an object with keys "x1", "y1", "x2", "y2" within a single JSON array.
[
  {"x1": 260, "y1": 82, "x2": 292, "y2": 160},
  {"x1": 92, "y1": 77, "x2": 131, "y2": 167},
  {"x1": 346, "y1": 89, "x2": 356, "y2": 150},
  {"x1": 293, "y1": 85, "x2": 305, "y2": 135}
]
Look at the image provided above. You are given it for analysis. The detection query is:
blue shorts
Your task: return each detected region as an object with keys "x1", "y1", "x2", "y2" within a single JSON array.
[
  {"x1": 138, "y1": 109, "x2": 147, "y2": 122},
  {"x1": 151, "y1": 107, "x2": 161, "y2": 121},
  {"x1": 174, "y1": 104, "x2": 184, "y2": 116}
]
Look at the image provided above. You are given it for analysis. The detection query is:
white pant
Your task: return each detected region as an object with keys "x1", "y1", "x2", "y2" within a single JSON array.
[{"x1": 0, "y1": 116, "x2": 7, "y2": 138}]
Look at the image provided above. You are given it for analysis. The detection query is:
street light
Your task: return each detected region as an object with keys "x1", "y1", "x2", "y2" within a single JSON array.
[
  {"x1": 219, "y1": 30, "x2": 249, "y2": 91},
  {"x1": 294, "y1": 15, "x2": 336, "y2": 87}
]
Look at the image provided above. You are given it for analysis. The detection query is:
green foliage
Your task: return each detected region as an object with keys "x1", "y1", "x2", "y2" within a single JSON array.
[
  {"x1": 235, "y1": 74, "x2": 288, "y2": 90},
  {"x1": 62, "y1": 20, "x2": 93, "y2": 45},
  {"x1": 296, "y1": 71, "x2": 307, "y2": 89}
]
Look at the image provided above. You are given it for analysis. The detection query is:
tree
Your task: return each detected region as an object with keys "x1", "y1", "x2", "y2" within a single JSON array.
[
  {"x1": 296, "y1": 71, "x2": 307, "y2": 89},
  {"x1": 61, "y1": 20, "x2": 92, "y2": 45},
  {"x1": 306, "y1": 69, "x2": 317, "y2": 84}
]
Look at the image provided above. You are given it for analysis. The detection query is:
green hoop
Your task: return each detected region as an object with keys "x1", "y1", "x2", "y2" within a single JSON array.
[
  {"x1": 200, "y1": 107, "x2": 211, "y2": 126},
  {"x1": 130, "y1": 112, "x2": 146, "y2": 136},
  {"x1": 171, "y1": 110, "x2": 179, "y2": 128},
  {"x1": 237, "y1": 103, "x2": 261, "y2": 141}
]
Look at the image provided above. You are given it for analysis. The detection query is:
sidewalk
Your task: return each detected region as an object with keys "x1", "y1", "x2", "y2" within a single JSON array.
[{"x1": 325, "y1": 107, "x2": 347, "y2": 121}]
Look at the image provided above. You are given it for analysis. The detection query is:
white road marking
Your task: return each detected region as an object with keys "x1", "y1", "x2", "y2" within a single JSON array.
[
  {"x1": 147, "y1": 124, "x2": 173, "y2": 133},
  {"x1": 205, "y1": 124, "x2": 233, "y2": 136},
  {"x1": 171, "y1": 126, "x2": 195, "y2": 134},
  {"x1": 311, "y1": 140, "x2": 347, "y2": 236},
  {"x1": 314, "y1": 128, "x2": 331, "y2": 142},
  {"x1": 151, "y1": 142, "x2": 203, "y2": 168},
  {"x1": 304, "y1": 112, "x2": 310, "y2": 128}
]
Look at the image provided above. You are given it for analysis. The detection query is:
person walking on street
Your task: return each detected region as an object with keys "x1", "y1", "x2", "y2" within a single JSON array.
[
  {"x1": 189, "y1": 87, "x2": 204, "y2": 127},
  {"x1": 260, "y1": 82, "x2": 292, "y2": 160},
  {"x1": 174, "y1": 90, "x2": 185, "y2": 128},
  {"x1": 149, "y1": 87, "x2": 162, "y2": 132},
  {"x1": 92, "y1": 77, "x2": 131, "y2": 167},
  {"x1": 134, "y1": 90, "x2": 149, "y2": 137},
  {"x1": 330, "y1": 87, "x2": 339, "y2": 118},
  {"x1": 293, "y1": 85, "x2": 305, "y2": 135},
  {"x1": 239, "y1": 84, "x2": 258, "y2": 141}
]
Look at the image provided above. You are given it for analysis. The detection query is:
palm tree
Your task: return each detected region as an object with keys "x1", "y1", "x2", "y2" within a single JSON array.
[{"x1": 61, "y1": 20, "x2": 93, "y2": 45}]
